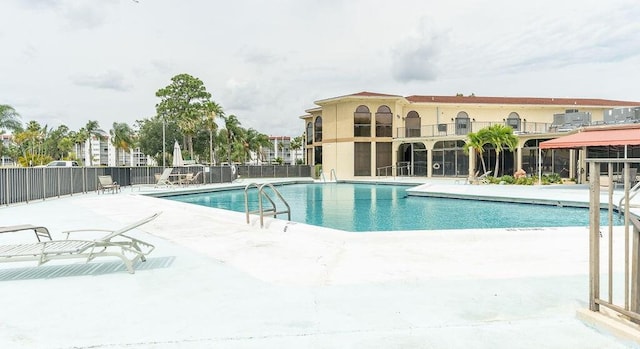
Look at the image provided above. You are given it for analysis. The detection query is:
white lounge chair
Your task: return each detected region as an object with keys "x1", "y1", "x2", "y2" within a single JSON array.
[
  {"x1": 155, "y1": 168, "x2": 174, "y2": 187},
  {"x1": 133, "y1": 168, "x2": 174, "y2": 191},
  {"x1": 467, "y1": 171, "x2": 492, "y2": 185},
  {"x1": 0, "y1": 212, "x2": 161, "y2": 274}
]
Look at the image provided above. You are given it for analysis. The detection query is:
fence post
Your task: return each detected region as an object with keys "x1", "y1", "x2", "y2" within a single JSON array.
[
  {"x1": 589, "y1": 162, "x2": 600, "y2": 311},
  {"x1": 631, "y1": 218, "x2": 640, "y2": 322}
]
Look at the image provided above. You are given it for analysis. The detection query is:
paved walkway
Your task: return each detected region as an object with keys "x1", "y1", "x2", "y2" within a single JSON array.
[{"x1": 0, "y1": 180, "x2": 638, "y2": 348}]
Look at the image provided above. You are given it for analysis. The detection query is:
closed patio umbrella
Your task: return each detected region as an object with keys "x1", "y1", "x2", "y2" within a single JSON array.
[{"x1": 172, "y1": 141, "x2": 184, "y2": 167}]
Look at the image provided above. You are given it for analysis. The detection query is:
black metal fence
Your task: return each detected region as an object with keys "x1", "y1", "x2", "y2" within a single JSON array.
[
  {"x1": 0, "y1": 165, "x2": 311, "y2": 206},
  {"x1": 236, "y1": 165, "x2": 311, "y2": 178}
]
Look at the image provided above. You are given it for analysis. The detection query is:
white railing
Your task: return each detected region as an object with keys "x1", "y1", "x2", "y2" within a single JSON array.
[{"x1": 587, "y1": 159, "x2": 640, "y2": 324}]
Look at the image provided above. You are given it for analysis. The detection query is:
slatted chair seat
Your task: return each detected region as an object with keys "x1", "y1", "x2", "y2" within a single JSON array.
[{"x1": 0, "y1": 240, "x2": 93, "y2": 257}]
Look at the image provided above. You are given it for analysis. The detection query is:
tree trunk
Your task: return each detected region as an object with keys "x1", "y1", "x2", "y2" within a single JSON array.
[{"x1": 209, "y1": 131, "x2": 213, "y2": 164}]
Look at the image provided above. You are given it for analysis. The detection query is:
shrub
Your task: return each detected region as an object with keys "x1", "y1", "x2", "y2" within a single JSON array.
[
  {"x1": 314, "y1": 164, "x2": 322, "y2": 178},
  {"x1": 515, "y1": 176, "x2": 535, "y2": 185},
  {"x1": 500, "y1": 175, "x2": 515, "y2": 184}
]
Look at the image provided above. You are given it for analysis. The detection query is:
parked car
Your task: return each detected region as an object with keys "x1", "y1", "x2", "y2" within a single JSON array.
[{"x1": 45, "y1": 160, "x2": 79, "y2": 167}]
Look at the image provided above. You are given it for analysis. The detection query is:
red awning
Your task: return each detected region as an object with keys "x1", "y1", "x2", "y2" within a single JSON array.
[{"x1": 539, "y1": 126, "x2": 640, "y2": 149}]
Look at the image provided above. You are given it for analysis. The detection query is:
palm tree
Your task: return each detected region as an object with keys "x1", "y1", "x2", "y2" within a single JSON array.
[
  {"x1": 290, "y1": 135, "x2": 303, "y2": 164},
  {"x1": 14, "y1": 121, "x2": 47, "y2": 165},
  {"x1": 72, "y1": 128, "x2": 90, "y2": 165},
  {"x1": 0, "y1": 104, "x2": 22, "y2": 133},
  {"x1": 485, "y1": 124, "x2": 518, "y2": 176},
  {"x1": 84, "y1": 120, "x2": 100, "y2": 166},
  {"x1": 463, "y1": 131, "x2": 489, "y2": 175},
  {"x1": 110, "y1": 122, "x2": 134, "y2": 166},
  {"x1": 203, "y1": 102, "x2": 223, "y2": 164},
  {"x1": 177, "y1": 113, "x2": 199, "y2": 161},
  {"x1": 255, "y1": 133, "x2": 272, "y2": 165},
  {"x1": 222, "y1": 115, "x2": 242, "y2": 164}
]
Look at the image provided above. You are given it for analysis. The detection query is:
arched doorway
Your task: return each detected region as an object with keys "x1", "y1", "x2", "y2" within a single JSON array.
[{"x1": 397, "y1": 142, "x2": 426, "y2": 176}]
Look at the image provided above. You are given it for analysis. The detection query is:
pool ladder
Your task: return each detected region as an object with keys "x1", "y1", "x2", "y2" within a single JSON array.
[
  {"x1": 244, "y1": 183, "x2": 291, "y2": 228},
  {"x1": 319, "y1": 169, "x2": 338, "y2": 182}
]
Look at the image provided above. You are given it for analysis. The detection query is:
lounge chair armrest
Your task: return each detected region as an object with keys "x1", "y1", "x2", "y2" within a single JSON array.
[{"x1": 61, "y1": 229, "x2": 114, "y2": 240}]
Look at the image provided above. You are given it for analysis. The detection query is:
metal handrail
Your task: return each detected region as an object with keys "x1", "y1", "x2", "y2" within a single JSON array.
[
  {"x1": 244, "y1": 182, "x2": 262, "y2": 224},
  {"x1": 618, "y1": 181, "x2": 640, "y2": 216},
  {"x1": 244, "y1": 182, "x2": 291, "y2": 228},
  {"x1": 376, "y1": 164, "x2": 411, "y2": 178},
  {"x1": 330, "y1": 169, "x2": 337, "y2": 181}
]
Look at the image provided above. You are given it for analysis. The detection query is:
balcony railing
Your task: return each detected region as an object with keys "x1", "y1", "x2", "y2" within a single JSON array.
[{"x1": 395, "y1": 121, "x2": 553, "y2": 138}]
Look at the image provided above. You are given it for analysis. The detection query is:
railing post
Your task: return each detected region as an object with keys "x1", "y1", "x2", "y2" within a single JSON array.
[
  {"x1": 589, "y1": 161, "x2": 600, "y2": 311},
  {"x1": 631, "y1": 217, "x2": 640, "y2": 322}
]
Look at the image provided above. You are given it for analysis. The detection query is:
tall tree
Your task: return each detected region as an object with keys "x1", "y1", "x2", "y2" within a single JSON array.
[
  {"x1": 136, "y1": 116, "x2": 181, "y2": 165},
  {"x1": 72, "y1": 128, "x2": 90, "y2": 165},
  {"x1": 290, "y1": 135, "x2": 303, "y2": 164},
  {"x1": 155, "y1": 73, "x2": 213, "y2": 160},
  {"x1": 84, "y1": 120, "x2": 101, "y2": 166},
  {"x1": 203, "y1": 101, "x2": 223, "y2": 165},
  {"x1": 242, "y1": 128, "x2": 270, "y2": 164},
  {"x1": 463, "y1": 131, "x2": 489, "y2": 175},
  {"x1": 110, "y1": 122, "x2": 134, "y2": 166},
  {"x1": 485, "y1": 124, "x2": 518, "y2": 176},
  {"x1": 0, "y1": 104, "x2": 22, "y2": 133},
  {"x1": 45, "y1": 125, "x2": 71, "y2": 160},
  {"x1": 222, "y1": 114, "x2": 243, "y2": 164},
  {"x1": 13, "y1": 121, "x2": 48, "y2": 165}
]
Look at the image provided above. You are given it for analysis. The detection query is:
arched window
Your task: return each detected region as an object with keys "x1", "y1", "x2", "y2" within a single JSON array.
[
  {"x1": 375, "y1": 105, "x2": 392, "y2": 137},
  {"x1": 354, "y1": 105, "x2": 371, "y2": 137},
  {"x1": 306, "y1": 122, "x2": 313, "y2": 144},
  {"x1": 455, "y1": 111, "x2": 470, "y2": 135},
  {"x1": 314, "y1": 116, "x2": 323, "y2": 143},
  {"x1": 506, "y1": 112, "x2": 521, "y2": 131},
  {"x1": 405, "y1": 111, "x2": 420, "y2": 137}
]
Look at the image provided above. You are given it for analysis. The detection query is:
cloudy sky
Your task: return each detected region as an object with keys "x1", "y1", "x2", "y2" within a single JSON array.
[{"x1": 2, "y1": 0, "x2": 639, "y2": 137}]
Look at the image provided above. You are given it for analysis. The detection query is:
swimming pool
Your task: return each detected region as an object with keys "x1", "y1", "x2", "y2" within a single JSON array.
[{"x1": 164, "y1": 183, "x2": 621, "y2": 232}]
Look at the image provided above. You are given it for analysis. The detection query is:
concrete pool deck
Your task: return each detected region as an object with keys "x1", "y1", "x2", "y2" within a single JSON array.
[{"x1": 1, "y1": 179, "x2": 639, "y2": 348}]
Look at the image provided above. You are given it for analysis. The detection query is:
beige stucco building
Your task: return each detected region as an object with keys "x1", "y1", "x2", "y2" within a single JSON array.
[{"x1": 300, "y1": 92, "x2": 640, "y2": 180}]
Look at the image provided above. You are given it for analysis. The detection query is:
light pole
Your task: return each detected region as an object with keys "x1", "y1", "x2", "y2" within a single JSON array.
[{"x1": 162, "y1": 118, "x2": 166, "y2": 168}]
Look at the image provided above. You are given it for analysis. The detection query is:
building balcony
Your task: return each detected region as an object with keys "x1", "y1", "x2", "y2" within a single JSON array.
[{"x1": 395, "y1": 121, "x2": 554, "y2": 139}]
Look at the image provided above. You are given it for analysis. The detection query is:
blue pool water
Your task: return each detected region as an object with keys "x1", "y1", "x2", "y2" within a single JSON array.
[{"x1": 165, "y1": 183, "x2": 621, "y2": 232}]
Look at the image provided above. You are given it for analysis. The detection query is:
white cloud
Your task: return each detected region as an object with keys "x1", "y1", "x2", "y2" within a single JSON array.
[
  {"x1": 71, "y1": 71, "x2": 131, "y2": 91},
  {"x1": 391, "y1": 18, "x2": 446, "y2": 82}
]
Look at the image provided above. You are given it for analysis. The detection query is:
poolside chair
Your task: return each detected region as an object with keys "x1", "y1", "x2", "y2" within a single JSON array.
[
  {"x1": 182, "y1": 171, "x2": 202, "y2": 186},
  {"x1": 478, "y1": 171, "x2": 492, "y2": 184},
  {"x1": 0, "y1": 212, "x2": 161, "y2": 274},
  {"x1": 468, "y1": 171, "x2": 492, "y2": 185},
  {"x1": 177, "y1": 172, "x2": 194, "y2": 185},
  {"x1": 98, "y1": 175, "x2": 121, "y2": 194},
  {"x1": 155, "y1": 168, "x2": 175, "y2": 187},
  {"x1": 133, "y1": 168, "x2": 174, "y2": 191},
  {"x1": 0, "y1": 225, "x2": 52, "y2": 241}
]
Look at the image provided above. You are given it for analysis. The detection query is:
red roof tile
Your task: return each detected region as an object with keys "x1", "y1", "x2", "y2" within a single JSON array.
[{"x1": 405, "y1": 95, "x2": 640, "y2": 107}]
